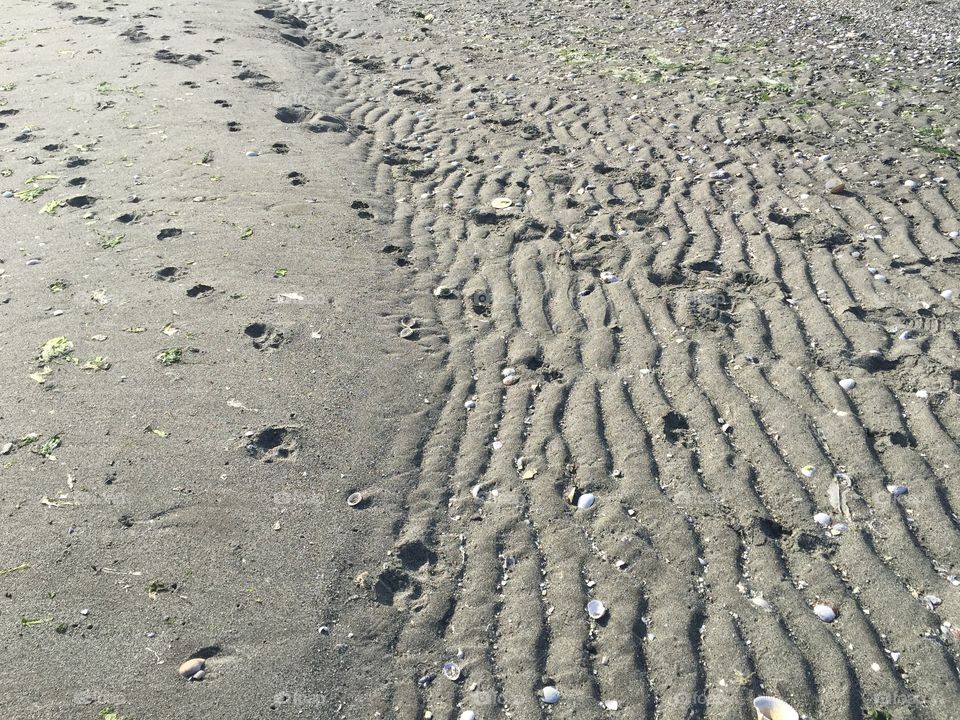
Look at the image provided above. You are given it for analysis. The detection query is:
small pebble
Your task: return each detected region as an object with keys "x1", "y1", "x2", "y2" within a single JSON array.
[
  {"x1": 904, "y1": 179, "x2": 918, "y2": 190},
  {"x1": 941, "y1": 289, "x2": 954, "y2": 300},
  {"x1": 2, "y1": 190, "x2": 12, "y2": 199},
  {"x1": 813, "y1": 604, "x2": 837, "y2": 623},
  {"x1": 541, "y1": 686, "x2": 560, "y2": 704},
  {"x1": 178, "y1": 658, "x2": 205, "y2": 679},
  {"x1": 825, "y1": 178, "x2": 845, "y2": 194},
  {"x1": 838, "y1": 378, "x2": 857, "y2": 391},
  {"x1": 245, "y1": 150, "x2": 259, "y2": 157}
]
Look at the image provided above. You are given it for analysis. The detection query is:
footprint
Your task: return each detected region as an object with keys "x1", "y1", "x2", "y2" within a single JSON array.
[
  {"x1": 287, "y1": 171, "x2": 306, "y2": 186},
  {"x1": 244, "y1": 425, "x2": 299, "y2": 462},
  {"x1": 66, "y1": 195, "x2": 96, "y2": 209},
  {"x1": 73, "y1": 15, "x2": 108, "y2": 24},
  {"x1": 351, "y1": 200, "x2": 373, "y2": 220},
  {"x1": 271, "y1": 142, "x2": 289, "y2": 154},
  {"x1": 0, "y1": 109, "x2": 19, "y2": 117},
  {"x1": 244, "y1": 322, "x2": 284, "y2": 350},
  {"x1": 64, "y1": 156, "x2": 91, "y2": 168},
  {"x1": 186, "y1": 283, "x2": 214, "y2": 298},
  {"x1": 66, "y1": 177, "x2": 87, "y2": 187},
  {"x1": 120, "y1": 26, "x2": 151, "y2": 43},
  {"x1": 253, "y1": 8, "x2": 307, "y2": 29},
  {"x1": 155, "y1": 49, "x2": 205, "y2": 67},
  {"x1": 234, "y1": 69, "x2": 279, "y2": 91},
  {"x1": 157, "y1": 228, "x2": 182, "y2": 240},
  {"x1": 275, "y1": 105, "x2": 311, "y2": 124},
  {"x1": 115, "y1": 212, "x2": 139, "y2": 224},
  {"x1": 181, "y1": 80, "x2": 199, "y2": 89},
  {"x1": 279, "y1": 33, "x2": 309, "y2": 48},
  {"x1": 153, "y1": 266, "x2": 185, "y2": 282},
  {"x1": 305, "y1": 115, "x2": 347, "y2": 133},
  {"x1": 227, "y1": 121, "x2": 241, "y2": 132},
  {"x1": 52, "y1": 1, "x2": 77, "y2": 9},
  {"x1": 214, "y1": 99, "x2": 232, "y2": 108}
]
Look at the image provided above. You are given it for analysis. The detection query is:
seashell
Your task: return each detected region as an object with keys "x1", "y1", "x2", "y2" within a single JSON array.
[
  {"x1": 753, "y1": 696, "x2": 799, "y2": 720},
  {"x1": 464, "y1": 399, "x2": 477, "y2": 410},
  {"x1": 541, "y1": 686, "x2": 560, "y2": 704},
  {"x1": 904, "y1": 179, "x2": 918, "y2": 190},
  {"x1": 813, "y1": 603, "x2": 837, "y2": 622},
  {"x1": 941, "y1": 289, "x2": 954, "y2": 301},
  {"x1": 459, "y1": 712, "x2": 475, "y2": 720},
  {"x1": 873, "y1": 274, "x2": 887, "y2": 283},
  {"x1": 501, "y1": 367, "x2": 517, "y2": 378},
  {"x1": 603, "y1": 699, "x2": 619, "y2": 710},
  {"x1": 442, "y1": 661, "x2": 461, "y2": 681},
  {"x1": 245, "y1": 150, "x2": 259, "y2": 157},
  {"x1": 490, "y1": 197, "x2": 513, "y2": 209},
  {"x1": 838, "y1": 378, "x2": 857, "y2": 391},
  {"x1": 1, "y1": 190, "x2": 12, "y2": 199},
  {"x1": 800, "y1": 465, "x2": 816, "y2": 478},
  {"x1": 434, "y1": 286, "x2": 454, "y2": 298},
  {"x1": 347, "y1": 492, "x2": 363, "y2": 507},
  {"x1": 400, "y1": 316, "x2": 418, "y2": 329},
  {"x1": 178, "y1": 658, "x2": 205, "y2": 679},
  {"x1": 750, "y1": 596, "x2": 773, "y2": 612},
  {"x1": 813, "y1": 512, "x2": 832, "y2": 528},
  {"x1": 916, "y1": 389, "x2": 929, "y2": 399},
  {"x1": 191, "y1": 670, "x2": 205, "y2": 681},
  {"x1": 399, "y1": 327, "x2": 417, "y2": 339},
  {"x1": 830, "y1": 522, "x2": 848, "y2": 536},
  {"x1": 586, "y1": 599, "x2": 607, "y2": 619},
  {"x1": 887, "y1": 484, "x2": 908, "y2": 497},
  {"x1": 577, "y1": 493, "x2": 596, "y2": 510},
  {"x1": 564, "y1": 486, "x2": 580, "y2": 505},
  {"x1": 599, "y1": 271, "x2": 620, "y2": 284},
  {"x1": 825, "y1": 178, "x2": 845, "y2": 194},
  {"x1": 502, "y1": 374, "x2": 520, "y2": 386}
]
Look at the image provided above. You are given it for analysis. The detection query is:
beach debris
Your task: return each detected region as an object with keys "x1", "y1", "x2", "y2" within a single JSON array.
[
  {"x1": 156, "y1": 348, "x2": 183, "y2": 366},
  {"x1": 887, "y1": 484, "x2": 908, "y2": 497},
  {"x1": 800, "y1": 465, "x2": 816, "y2": 478},
  {"x1": 753, "y1": 696, "x2": 799, "y2": 720},
  {"x1": 0, "y1": 562, "x2": 30, "y2": 577},
  {"x1": 599, "y1": 270, "x2": 620, "y2": 284},
  {"x1": 813, "y1": 603, "x2": 837, "y2": 623},
  {"x1": 577, "y1": 493, "x2": 596, "y2": 509},
  {"x1": 442, "y1": 661, "x2": 461, "y2": 681},
  {"x1": 490, "y1": 197, "x2": 513, "y2": 209},
  {"x1": 838, "y1": 378, "x2": 856, "y2": 391},
  {"x1": 586, "y1": 599, "x2": 607, "y2": 619},
  {"x1": 39, "y1": 336, "x2": 73, "y2": 363},
  {"x1": 245, "y1": 150, "x2": 259, "y2": 157},
  {"x1": 470, "y1": 289, "x2": 490, "y2": 313},
  {"x1": 825, "y1": 178, "x2": 845, "y2": 194},
  {"x1": 603, "y1": 699, "x2": 619, "y2": 710},
  {"x1": 178, "y1": 658, "x2": 205, "y2": 680},
  {"x1": 502, "y1": 367, "x2": 519, "y2": 386},
  {"x1": 941, "y1": 289, "x2": 954, "y2": 301},
  {"x1": 32, "y1": 435, "x2": 61, "y2": 458},
  {"x1": 813, "y1": 512, "x2": 832, "y2": 528},
  {"x1": 464, "y1": 399, "x2": 476, "y2": 410},
  {"x1": 433, "y1": 285, "x2": 454, "y2": 298},
  {"x1": 347, "y1": 492, "x2": 363, "y2": 508},
  {"x1": 541, "y1": 686, "x2": 560, "y2": 704},
  {"x1": 458, "y1": 712, "x2": 475, "y2": 720}
]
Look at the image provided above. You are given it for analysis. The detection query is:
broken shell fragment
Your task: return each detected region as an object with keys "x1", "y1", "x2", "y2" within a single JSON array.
[
  {"x1": 178, "y1": 658, "x2": 205, "y2": 679},
  {"x1": 813, "y1": 512, "x2": 832, "y2": 528},
  {"x1": 347, "y1": 492, "x2": 363, "y2": 508},
  {"x1": 541, "y1": 686, "x2": 560, "y2": 704},
  {"x1": 586, "y1": 599, "x2": 607, "y2": 619},
  {"x1": 813, "y1": 603, "x2": 837, "y2": 622},
  {"x1": 577, "y1": 493, "x2": 596, "y2": 510},
  {"x1": 887, "y1": 484, "x2": 908, "y2": 497},
  {"x1": 490, "y1": 197, "x2": 513, "y2": 209},
  {"x1": 459, "y1": 712, "x2": 476, "y2": 720},
  {"x1": 434, "y1": 286, "x2": 454, "y2": 298},
  {"x1": 399, "y1": 327, "x2": 417, "y2": 339},
  {"x1": 753, "y1": 696, "x2": 799, "y2": 720},
  {"x1": 830, "y1": 522, "x2": 848, "y2": 536},
  {"x1": 564, "y1": 486, "x2": 581, "y2": 505},
  {"x1": 442, "y1": 661, "x2": 461, "y2": 681},
  {"x1": 838, "y1": 378, "x2": 857, "y2": 391},
  {"x1": 800, "y1": 465, "x2": 816, "y2": 478}
]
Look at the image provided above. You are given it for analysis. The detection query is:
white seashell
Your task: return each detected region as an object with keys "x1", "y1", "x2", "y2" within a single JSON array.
[
  {"x1": 599, "y1": 271, "x2": 620, "y2": 284},
  {"x1": 916, "y1": 389, "x2": 929, "y2": 399},
  {"x1": 502, "y1": 374, "x2": 520, "y2": 386},
  {"x1": 873, "y1": 274, "x2": 887, "y2": 283},
  {"x1": 490, "y1": 197, "x2": 513, "y2": 209},
  {"x1": 347, "y1": 492, "x2": 363, "y2": 507},
  {"x1": 750, "y1": 596, "x2": 773, "y2": 612},
  {"x1": 586, "y1": 599, "x2": 607, "y2": 619},
  {"x1": 501, "y1": 367, "x2": 517, "y2": 378},
  {"x1": 577, "y1": 493, "x2": 596, "y2": 509},
  {"x1": 603, "y1": 699, "x2": 619, "y2": 710},
  {"x1": 838, "y1": 378, "x2": 857, "y2": 391},
  {"x1": 800, "y1": 465, "x2": 816, "y2": 478},
  {"x1": 825, "y1": 178, "x2": 845, "y2": 194},
  {"x1": 459, "y1": 712, "x2": 475, "y2": 720},
  {"x1": 813, "y1": 512, "x2": 832, "y2": 528},
  {"x1": 464, "y1": 399, "x2": 477, "y2": 410},
  {"x1": 941, "y1": 289, "x2": 954, "y2": 300},
  {"x1": 813, "y1": 603, "x2": 837, "y2": 622},
  {"x1": 178, "y1": 658, "x2": 205, "y2": 679},
  {"x1": 904, "y1": 179, "x2": 918, "y2": 190},
  {"x1": 191, "y1": 670, "x2": 205, "y2": 681},
  {"x1": 541, "y1": 686, "x2": 560, "y2": 704},
  {"x1": 753, "y1": 696, "x2": 799, "y2": 720},
  {"x1": 830, "y1": 522, "x2": 848, "y2": 536},
  {"x1": 442, "y1": 661, "x2": 461, "y2": 681},
  {"x1": 434, "y1": 286, "x2": 454, "y2": 298},
  {"x1": 887, "y1": 484, "x2": 908, "y2": 497},
  {"x1": 245, "y1": 150, "x2": 258, "y2": 157},
  {"x1": 1, "y1": 190, "x2": 12, "y2": 199}
]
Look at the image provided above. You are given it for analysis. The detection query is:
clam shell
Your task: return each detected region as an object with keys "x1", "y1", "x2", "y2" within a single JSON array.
[
  {"x1": 442, "y1": 661, "x2": 461, "y2": 681},
  {"x1": 541, "y1": 686, "x2": 560, "y2": 704},
  {"x1": 434, "y1": 286, "x2": 454, "y2": 298},
  {"x1": 577, "y1": 493, "x2": 596, "y2": 509},
  {"x1": 838, "y1": 378, "x2": 857, "y2": 391},
  {"x1": 753, "y1": 696, "x2": 799, "y2": 720},
  {"x1": 491, "y1": 197, "x2": 513, "y2": 209},
  {"x1": 887, "y1": 484, "x2": 908, "y2": 497},
  {"x1": 178, "y1": 658, "x2": 205, "y2": 679},
  {"x1": 586, "y1": 599, "x2": 607, "y2": 619},
  {"x1": 347, "y1": 492, "x2": 363, "y2": 507},
  {"x1": 800, "y1": 465, "x2": 816, "y2": 478},
  {"x1": 564, "y1": 486, "x2": 580, "y2": 505},
  {"x1": 941, "y1": 289, "x2": 954, "y2": 300},
  {"x1": 399, "y1": 327, "x2": 417, "y2": 339},
  {"x1": 502, "y1": 374, "x2": 520, "y2": 386},
  {"x1": 400, "y1": 315, "x2": 418, "y2": 328},
  {"x1": 830, "y1": 522, "x2": 848, "y2": 536},
  {"x1": 459, "y1": 712, "x2": 476, "y2": 720},
  {"x1": 813, "y1": 603, "x2": 837, "y2": 622},
  {"x1": 825, "y1": 178, "x2": 845, "y2": 194},
  {"x1": 501, "y1": 367, "x2": 517, "y2": 378},
  {"x1": 813, "y1": 512, "x2": 832, "y2": 528}
]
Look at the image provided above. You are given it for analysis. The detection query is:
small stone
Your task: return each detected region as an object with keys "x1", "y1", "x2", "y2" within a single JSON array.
[
  {"x1": 178, "y1": 658, "x2": 205, "y2": 679},
  {"x1": 0, "y1": 443, "x2": 12, "y2": 455},
  {"x1": 825, "y1": 178, "x2": 845, "y2": 194},
  {"x1": 941, "y1": 289, "x2": 954, "y2": 301},
  {"x1": 541, "y1": 686, "x2": 560, "y2": 704},
  {"x1": 2, "y1": 190, "x2": 13, "y2": 199},
  {"x1": 838, "y1": 378, "x2": 856, "y2": 391},
  {"x1": 904, "y1": 179, "x2": 918, "y2": 190},
  {"x1": 245, "y1": 150, "x2": 259, "y2": 157}
]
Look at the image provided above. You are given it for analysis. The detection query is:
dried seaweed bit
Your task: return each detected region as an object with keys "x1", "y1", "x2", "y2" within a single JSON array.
[
  {"x1": 16, "y1": 433, "x2": 40, "y2": 448},
  {"x1": 38, "y1": 336, "x2": 73, "y2": 362},
  {"x1": 33, "y1": 435, "x2": 62, "y2": 458},
  {"x1": 144, "y1": 425, "x2": 168, "y2": 438},
  {"x1": 81, "y1": 357, "x2": 111, "y2": 371},
  {"x1": 0, "y1": 562, "x2": 30, "y2": 577},
  {"x1": 21, "y1": 617, "x2": 53, "y2": 626},
  {"x1": 156, "y1": 348, "x2": 183, "y2": 365}
]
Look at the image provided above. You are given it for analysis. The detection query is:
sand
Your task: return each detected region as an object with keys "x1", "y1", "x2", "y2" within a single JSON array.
[{"x1": 2, "y1": 0, "x2": 960, "y2": 718}]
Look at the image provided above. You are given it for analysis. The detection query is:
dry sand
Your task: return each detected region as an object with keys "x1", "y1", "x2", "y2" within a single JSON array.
[{"x1": 2, "y1": 0, "x2": 960, "y2": 718}]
